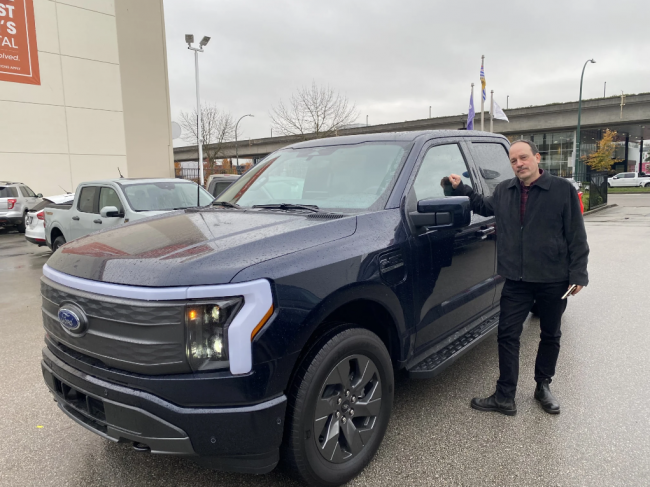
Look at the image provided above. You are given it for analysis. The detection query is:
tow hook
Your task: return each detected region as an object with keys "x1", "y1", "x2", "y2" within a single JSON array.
[{"x1": 132, "y1": 442, "x2": 150, "y2": 452}]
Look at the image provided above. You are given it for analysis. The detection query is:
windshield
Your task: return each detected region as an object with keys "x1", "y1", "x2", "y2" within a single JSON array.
[
  {"x1": 216, "y1": 142, "x2": 409, "y2": 210},
  {"x1": 121, "y1": 182, "x2": 213, "y2": 212}
]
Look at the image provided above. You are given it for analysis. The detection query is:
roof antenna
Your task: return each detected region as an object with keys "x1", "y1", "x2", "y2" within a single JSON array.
[
  {"x1": 58, "y1": 185, "x2": 71, "y2": 194},
  {"x1": 117, "y1": 167, "x2": 124, "y2": 178}
]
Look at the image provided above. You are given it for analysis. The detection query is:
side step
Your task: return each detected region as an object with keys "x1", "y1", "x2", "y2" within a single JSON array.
[{"x1": 408, "y1": 312, "x2": 499, "y2": 379}]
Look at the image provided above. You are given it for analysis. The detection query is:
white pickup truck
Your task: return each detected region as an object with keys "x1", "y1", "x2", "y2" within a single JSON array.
[
  {"x1": 607, "y1": 172, "x2": 650, "y2": 188},
  {"x1": 45, "y1": 178, "x2": 213, "y2": 251}
]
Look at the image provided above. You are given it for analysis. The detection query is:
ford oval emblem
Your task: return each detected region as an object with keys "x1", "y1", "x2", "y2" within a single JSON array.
[
  {"x1": 57, "y1": 304, "x2": 87, "y2": 335},
  {"x1": 58, "y1": 309, "x2": 81, "y2": 330}
]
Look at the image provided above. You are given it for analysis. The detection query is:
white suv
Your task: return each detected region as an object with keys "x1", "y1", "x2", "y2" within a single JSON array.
[{"x1": 0, "y1": 181, "x2": 43, "y2": 233}]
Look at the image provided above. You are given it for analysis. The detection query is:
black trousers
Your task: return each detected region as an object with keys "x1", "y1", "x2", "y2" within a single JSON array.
[{"x1": 496, "y1": 279, "x2": 569, "y2": 400}]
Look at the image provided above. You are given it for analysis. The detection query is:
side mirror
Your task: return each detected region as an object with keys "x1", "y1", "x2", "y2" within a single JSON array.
[
  {"x1": 100, "y1": 206, "x2": 123, "y2": 218},
  {"x1": 36, "y1": 193, "x2": 43, "y2": 198},
  {"x1": 410, "y1": 196, "x2": 471, "y2": 229}
]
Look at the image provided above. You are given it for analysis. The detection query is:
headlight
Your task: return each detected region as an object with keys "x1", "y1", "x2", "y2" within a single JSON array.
[{"x1": 185, "y1": 298, "x2": 243, "y2": 371}]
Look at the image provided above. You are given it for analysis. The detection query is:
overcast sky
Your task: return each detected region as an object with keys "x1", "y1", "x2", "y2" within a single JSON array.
[{"x1": 163, "y1": 0, "x2": 650, "y2": 145}]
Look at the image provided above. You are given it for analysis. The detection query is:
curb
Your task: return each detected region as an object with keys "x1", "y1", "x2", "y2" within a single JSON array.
[{"x1": 583, "y1": 203, "x2": 617, "y2": 216}]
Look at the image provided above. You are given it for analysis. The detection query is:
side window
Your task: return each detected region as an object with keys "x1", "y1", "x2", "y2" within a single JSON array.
[
  {"x1": 24, "y1": 186, "x2": 36, "y2": 197},
  {"x1": 19, "y1": 186, "x2": 29, "y2": 197},
  {"x1": 77, "y1": 186, "x2": 98, "y2": 213},
  {"x1": 215, "y1": 182, "x2": 232, "y2": 196},
  {"x1": 412, "y1": 144, "x2": 472, "y2": 201},
  {"x1": 471, "y1": 142, "x2": 513, "y2": 195},
  {"x1": 99, "y1": 187, "x2": 124, "y2": 214}
]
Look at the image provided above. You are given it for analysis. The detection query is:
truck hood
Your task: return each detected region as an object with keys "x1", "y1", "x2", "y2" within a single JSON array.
[{"x1": 46, "y1": 209, "x2": 357, "y2": 286}]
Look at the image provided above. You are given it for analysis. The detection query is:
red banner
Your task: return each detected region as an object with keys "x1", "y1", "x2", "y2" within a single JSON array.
[{"x1": 0, "y1": 0, "x2": 40, "y2": 85}]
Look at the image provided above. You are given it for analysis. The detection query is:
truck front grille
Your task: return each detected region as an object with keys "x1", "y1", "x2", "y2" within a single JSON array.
[{"x1": 41, "y1": 277, "x2": 190, "y2": 375}]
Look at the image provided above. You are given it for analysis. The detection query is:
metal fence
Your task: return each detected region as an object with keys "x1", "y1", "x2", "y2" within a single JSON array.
[
  {"x1": 575, "y1": 170, "x2": 608, "y2": 211},
  {"x1": 175, "y1": 167, "x2": 241, "y2": 183}
]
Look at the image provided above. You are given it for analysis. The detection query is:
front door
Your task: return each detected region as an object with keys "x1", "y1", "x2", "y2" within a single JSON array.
[
  {"x1": 407, "y1": 141, "x2": 496, "y2": 354},
  {"x1": 98, "y1": 186, "x2": 126, "y2": 229}
]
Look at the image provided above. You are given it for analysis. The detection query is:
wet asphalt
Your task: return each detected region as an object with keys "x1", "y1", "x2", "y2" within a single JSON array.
[{"x1": 0, "y1": 194, "x2": 648, "y2": 486}]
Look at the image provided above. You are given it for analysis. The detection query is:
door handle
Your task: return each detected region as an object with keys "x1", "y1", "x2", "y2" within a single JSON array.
[
  {"x1": 93, "y1": 219, "x2": 102, "y2": 224},
  {"x1": 72, "y1": 216, "x2": 80, "y2": 221}
]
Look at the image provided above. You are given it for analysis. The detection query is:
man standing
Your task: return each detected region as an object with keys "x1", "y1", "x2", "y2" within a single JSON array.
[{"x1": 448, "y1": 139, "x2": 589, "y2": 416}]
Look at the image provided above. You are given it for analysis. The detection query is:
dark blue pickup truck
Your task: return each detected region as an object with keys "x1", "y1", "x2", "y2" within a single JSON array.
[{"x1": 41, "y1": 130, "x2": 514, "y2": 486}]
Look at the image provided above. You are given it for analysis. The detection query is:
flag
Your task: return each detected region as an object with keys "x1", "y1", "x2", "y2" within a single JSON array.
[
  {"x1": 467, "y1": 90, "x2": 475, "y2": 130},
  {"x1": 492, "y1": 100, "x2": 509, "y2": 122},
  {"x1": 480, "y1": 60, "x2": 486, "y2": 101}
]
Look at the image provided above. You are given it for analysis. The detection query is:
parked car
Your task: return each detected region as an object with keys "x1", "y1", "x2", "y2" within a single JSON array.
[
  {"x1": 42, "y1": 131, "x2": 530, "y2": 485},
  {"x1": 44, "y1": 178, "x2": 213, "y2": 251},
  {"x1": 0, "y1": 181, "x2": 43, "y2": 232},
  {"x1": 207, "y1": 174, "x2": 240, "y2": 197},
  {"x1": 564, "y1": 177, "x2": 580, "y2": 191},
  {"x1": 607, "y1": 172, "x2": 650, "y2": 188},
  {"x1": 25, "y1": 194, "x2": 75, "y2": 246}
]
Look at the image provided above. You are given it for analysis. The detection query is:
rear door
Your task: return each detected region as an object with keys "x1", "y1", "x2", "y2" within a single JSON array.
[
  {"x1": 407, "y1": 139, "x2": 497, "y2": 353},
  {"x1": 70, "y1": 186, "x2": 101, "y2": 240},
  {"x1": 20, "y1": 186, "x2": 39, "y2": 211},
  {"x1": 465, "y1": 139, "x2": 517, "y2": 305}
]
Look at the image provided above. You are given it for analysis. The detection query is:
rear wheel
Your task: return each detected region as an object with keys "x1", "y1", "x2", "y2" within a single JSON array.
[
  {"x1": 282, "y1": 327, "x2": 393, "y2": 486},
  {"x1": 52, "y1": 235, "x2": 66, "y2": 252},
  {"x1": 16, "y1": 213, "x2": 26, "y2": 233},
  {"x1": 645, "y1": 183, "x2": 650, "y2": 188}
]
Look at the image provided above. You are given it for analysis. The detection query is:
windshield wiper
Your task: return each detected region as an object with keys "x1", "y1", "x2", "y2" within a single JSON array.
[
  {"x1": 212, "y1": 201, "x2": 240, "y2": 209},
  {"x1": 252, "y1": 203, "x2": 320, "y2": 213}
]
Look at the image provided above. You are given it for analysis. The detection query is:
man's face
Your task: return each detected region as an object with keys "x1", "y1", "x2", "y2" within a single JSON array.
[{"x1": 509, "y1": 142, "x2": 541, "y2": 180}]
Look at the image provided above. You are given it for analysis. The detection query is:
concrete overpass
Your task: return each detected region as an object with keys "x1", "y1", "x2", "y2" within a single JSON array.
[{"x1": 173, "y1": 93, "x2": 650, "y2": 162}]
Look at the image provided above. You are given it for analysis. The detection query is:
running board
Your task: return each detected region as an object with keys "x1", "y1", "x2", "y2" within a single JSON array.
[{"x1": 408, "y1": 312, "x2": 499, "y2": 379}]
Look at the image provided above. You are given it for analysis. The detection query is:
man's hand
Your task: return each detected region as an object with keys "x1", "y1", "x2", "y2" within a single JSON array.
[
  {"x1": 570, "y1": 285, "x2": 584, "y2": 296},
  {"x1": 448, "y1": 174, "x2": 462, "y2": 189}
]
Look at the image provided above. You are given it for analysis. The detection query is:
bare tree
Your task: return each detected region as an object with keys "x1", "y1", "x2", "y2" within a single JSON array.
[
  {"x1": 180, "y1": 104, "x2": 235, "y2": 176},
  {"x1": 270, "y1": 82, "x2": 358, "y2": 138}
]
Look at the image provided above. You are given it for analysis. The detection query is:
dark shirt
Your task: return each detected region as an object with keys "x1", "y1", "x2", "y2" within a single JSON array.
[{"x1": 519, "y1": 169, "x2": 544, "y2": 224}]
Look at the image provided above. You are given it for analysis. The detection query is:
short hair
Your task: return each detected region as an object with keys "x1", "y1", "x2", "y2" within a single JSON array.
[{"x1": 510, "y1": 139, "x2": 540, "y2": 155}]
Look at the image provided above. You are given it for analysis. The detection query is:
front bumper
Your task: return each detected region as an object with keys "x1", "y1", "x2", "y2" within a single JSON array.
[{"x1": 41, "y1": 347, "x2": 287, "y2": 474}]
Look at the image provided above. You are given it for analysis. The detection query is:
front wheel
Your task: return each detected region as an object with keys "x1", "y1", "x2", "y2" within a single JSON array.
[
  {"x1": 282, "y1": 327, "x2": 394, "y2": 486},
  {"x1": 52, "y1": 235, "x2": 66, "y2": 252}
]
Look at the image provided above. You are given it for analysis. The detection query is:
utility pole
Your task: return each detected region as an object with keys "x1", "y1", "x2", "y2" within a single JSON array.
[
  {"x1": 604, "y1": 81, "x2": 606, "y2": 98},
  {"x1": 507, "y1": 95, "x2": 509, "y2": 109},
  {"x1": 235, "y1": 114, "x2": 254, "y2": 174},
  {"x1": 366, "y1": 115, "x2": 368, "y2": 126},
  {"x1": 185, "y1": 34, "x2": 211, "y2": 186},
  {"x1": 429, "y1": 106, "x2": 431, "y2": 118},
  {"x1": 576, "y1": 58, "x2": 596, "y2": 179},
  {"x1": 620, "y1": 92, "x2": 626, "y2": 120}
]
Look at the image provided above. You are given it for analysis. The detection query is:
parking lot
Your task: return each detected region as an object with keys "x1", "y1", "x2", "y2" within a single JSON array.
[{"x1": 1, "y1": 194, "x2": 649, "y2": 487}]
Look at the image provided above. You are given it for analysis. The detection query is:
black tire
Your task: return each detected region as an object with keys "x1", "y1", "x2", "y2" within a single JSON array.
[
  {"x1": 607, "y1": 183, "x2": 611, "y2": 188},
  {"x1": 52, "y1": 235, "x2": 66, "y2": 252},
  {"x1": 282, "y1": 327, "x2": 394, "y2": 487},
  {"x1": 645, "y1": 183, "x2": 650, "y2": 188},
  {"x1": 16, "y1": 214, "x2": 26, "y2": 233}
]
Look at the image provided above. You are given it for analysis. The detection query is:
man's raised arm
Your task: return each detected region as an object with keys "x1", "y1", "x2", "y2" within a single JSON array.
[{"x1": 448, "y1": 174, "x2": 495, "y2": 217}]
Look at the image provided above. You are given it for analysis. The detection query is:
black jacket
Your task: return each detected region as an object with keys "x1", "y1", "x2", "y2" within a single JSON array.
[{"x1": 454, "y1": 171, "x2": 589, "y2": 286}]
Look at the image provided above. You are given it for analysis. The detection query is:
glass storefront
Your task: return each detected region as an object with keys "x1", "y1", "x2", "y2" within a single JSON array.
[{"x1": 506, "y1": 132, "x2": 575, "y2": 177}]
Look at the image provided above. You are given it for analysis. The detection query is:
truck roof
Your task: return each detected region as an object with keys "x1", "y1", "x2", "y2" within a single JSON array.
[
  {"x1": 77, "y1": 178, "x2": 194, "y2": 186},
  {"x1": 286, "y1": 130, "x2": 507, "y2": 150}
]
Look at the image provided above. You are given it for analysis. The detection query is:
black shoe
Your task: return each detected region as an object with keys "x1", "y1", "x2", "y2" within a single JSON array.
[
  {"x1": 535, "y1": 380, "x2": 560, "y2": 414},
  {"x1": 470, "y1": 393, "x2": 517, "y2": 416}
]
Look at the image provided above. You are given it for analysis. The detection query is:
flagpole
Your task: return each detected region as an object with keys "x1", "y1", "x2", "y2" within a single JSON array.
[
  {"x1": 490, "y1": 90, "x2": 494, "y2": 133},
  {"x1": 475, "y1": 56, "x2": 485, "y2": 132},
  {"x1": 471, "y1": 83, "x2": 474, "y2": 130}
]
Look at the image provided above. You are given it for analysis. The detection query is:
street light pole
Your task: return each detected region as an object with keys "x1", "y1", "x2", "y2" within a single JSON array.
[
  {"x1": 186, "y1": 34, "x2": 211, "y2": 186},
  {"x1": 235, "y1": 114, "x2": 254, "y2": 173},
  {"x1": 576, "y1": 59, "x2": 596, "y2": 179}
]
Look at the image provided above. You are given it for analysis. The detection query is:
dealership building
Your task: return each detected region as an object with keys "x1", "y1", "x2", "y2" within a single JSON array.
[{"x1": 0, "y1": 0, "x2": 174, "y2": 197}]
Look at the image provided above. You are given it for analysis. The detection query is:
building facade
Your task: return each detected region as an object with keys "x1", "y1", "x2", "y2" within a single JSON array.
[{"x1": 0, "y1": 0, "x2": 174, "y2": 197}]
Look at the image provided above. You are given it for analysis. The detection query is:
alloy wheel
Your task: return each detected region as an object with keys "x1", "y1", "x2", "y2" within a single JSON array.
[{"x1": 312, "y1": 354, "x2": 382, "y2": 463}]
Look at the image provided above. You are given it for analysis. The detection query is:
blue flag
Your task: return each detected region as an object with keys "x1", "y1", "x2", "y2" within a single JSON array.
[{"x1": 467, "y1": 90, "x2": 475, "y2": 130}]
